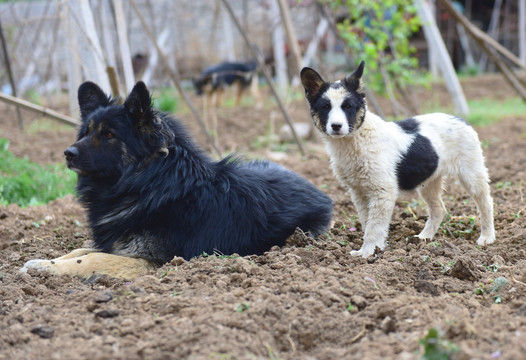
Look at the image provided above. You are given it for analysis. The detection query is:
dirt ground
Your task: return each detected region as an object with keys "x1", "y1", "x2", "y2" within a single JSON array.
[{"x1": 1, "y1": 75, "x2": 526, "y2": 360}]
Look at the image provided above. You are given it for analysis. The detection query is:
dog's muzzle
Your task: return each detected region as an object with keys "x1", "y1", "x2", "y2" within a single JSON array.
[{"x1": 64, "y1": 146, "x2": 78, "y2": 161}]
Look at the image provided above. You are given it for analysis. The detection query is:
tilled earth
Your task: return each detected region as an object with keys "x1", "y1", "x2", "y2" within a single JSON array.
[{"x1": 1, "y1": 75, "x2": 526, "y2": 359}]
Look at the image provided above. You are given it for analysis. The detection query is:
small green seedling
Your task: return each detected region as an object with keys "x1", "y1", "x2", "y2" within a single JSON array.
[
  {"x1": 236, "y1": 302, "x2": 250, "y2": 313},
  {"x1": 419, "y1": 327, "x2": 459, "y2": 360}
]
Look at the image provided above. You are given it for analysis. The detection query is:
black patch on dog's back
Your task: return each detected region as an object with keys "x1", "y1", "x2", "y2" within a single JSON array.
[
  {"x1": 396, "y1": 117, "x2": 419, "y2": 133},
  {"x1": 396, "y1": 134, "x2": 439, "y2": 190}
]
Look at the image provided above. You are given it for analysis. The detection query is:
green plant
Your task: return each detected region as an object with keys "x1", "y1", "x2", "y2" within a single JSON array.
[
  {"x1": 153, "y1": 88, "x2": 179, "y2": 113},
  {"x1": 494, "y1": 181, "x2": 512, "y2": 190},
  {"x1": 236, "y1": 302, "x2": 250, "y2": 313},
  {"x1": 419, "y1": 327, "x2": 459, "y2": 360},
  {"x1": 0, "y1": 139, "x2": 77, "y2": 207},
  {"x1": 441, "y1": 214, "x2": 476, "y2": 239},
  {"x1": 330, "y1": 0, "x2": 422, "y2": 95}
]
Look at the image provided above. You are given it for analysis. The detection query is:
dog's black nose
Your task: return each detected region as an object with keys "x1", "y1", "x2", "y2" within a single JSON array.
[
  {"x1": 64, "y1": 147, "x2": 78, "y2": 159},
  {"x1": 331, "y1": 123, "x2": 342, "y2": 131}
]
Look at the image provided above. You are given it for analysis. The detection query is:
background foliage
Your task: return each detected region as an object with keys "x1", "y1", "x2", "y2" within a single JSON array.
[
  {"x1": 329, "y1": 0, "x2": 422, "y2": 94},
  {"x1": 0, "y1": 139, "x2": 76, "y2": 207}
]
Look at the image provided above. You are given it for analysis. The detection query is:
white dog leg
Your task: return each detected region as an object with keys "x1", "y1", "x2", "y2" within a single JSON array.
[
  {"x1": 349, "y1": 189, "x2": 369, "y2": 230},
  {"x1": 351, "y1": 194, "x2": 395, "y2": 258},
  {"x1": 417, "y1": 176, "x2": 446, "y2": 239},
  {"x1": 458, "y1": 168, "x2": 496, "y2": 246}
]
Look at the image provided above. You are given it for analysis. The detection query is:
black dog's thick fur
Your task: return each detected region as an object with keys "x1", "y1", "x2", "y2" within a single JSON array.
[{"x1": 66, "y1": 81, "x2": 333, "y2": 265}]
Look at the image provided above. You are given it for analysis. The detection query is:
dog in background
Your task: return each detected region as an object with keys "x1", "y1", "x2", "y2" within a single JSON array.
[
  {"x1": 194, "y1": 60, "x2": 259, "y2": 107},
  {"x1": 300, "y1": 61, "x2": 495, "y2": 258},
  {"x1": 193, "y1": 60, "x2": 261, "y2": 147},
  {"x1": 21, "y1": 81, "x2": 333, "y2": 280}
]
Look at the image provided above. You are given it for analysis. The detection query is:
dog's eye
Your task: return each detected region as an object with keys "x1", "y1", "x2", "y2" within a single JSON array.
[
  {"x1": 321, "y1": 103, "x2": 331, "y2": 110},
  {"x1": 104, "y1": 131, "x2": 115, "y2": 139},
  {"x1": 342, "y1": 103, "x2": 352, "y2": 110}
]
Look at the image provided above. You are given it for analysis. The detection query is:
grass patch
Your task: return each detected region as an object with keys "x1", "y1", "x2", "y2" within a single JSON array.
[
  {"x1": 26, "y1": 118, "x2": 73, "y2": 134},
  {"x1": 0, "y1": 138, "x2": 77, "y2": 207},
  {"x1": 465, "y1": 97, "x2": 526, "y2": 126},
  {"x1": 153, "y1": 87, "x2": 179, "y2": 114},
  {"x1": 422, "y1": 97, "x2": 526, "y2": 127}
]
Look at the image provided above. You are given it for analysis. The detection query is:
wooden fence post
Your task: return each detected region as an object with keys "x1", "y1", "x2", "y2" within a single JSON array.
[
  {"x1": 0, "y1": 18, "x2": 24, "y2": 129},
  {"x1": 415, "y1": 0, "x2": 470, "y2": 115},
  {"x1": 220, "y1": 0, "x2": 306, "y2": 156},
  {"x1": 113, "y1": 0, "x2": 135, "y2": 93}
]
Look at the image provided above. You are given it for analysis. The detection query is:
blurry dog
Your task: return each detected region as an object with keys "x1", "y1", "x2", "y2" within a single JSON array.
[
  {"x1": 301, "y1": 61, "x2": 495, "y2": 258},
  {"x1": 194, "y1": 60, "x2": 258, "y2": 107},
  {"x1": 21, "y1": 81, "x2": 333, "y2": 280},
  {"x1": 194, "y1": 60, "x2": 261, "y2": 147}
]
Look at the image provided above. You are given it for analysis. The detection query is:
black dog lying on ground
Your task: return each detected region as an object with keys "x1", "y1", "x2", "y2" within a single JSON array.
[{"x1": 21, "y1": 81, "x2": 333, "y2": 279}]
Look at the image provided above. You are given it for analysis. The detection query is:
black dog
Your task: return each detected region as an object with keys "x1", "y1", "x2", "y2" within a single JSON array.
[
  {"x1": 193, "y1": 60, "x2": 258, "y2": 106},
  {"x1": 21, "y1": 81, "x2": 333, "y2": 279}
]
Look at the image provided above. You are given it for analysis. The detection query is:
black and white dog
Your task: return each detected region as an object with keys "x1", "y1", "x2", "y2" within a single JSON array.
[{"x1": 300, "y1": 61, "x2": 495, "y2": 258}]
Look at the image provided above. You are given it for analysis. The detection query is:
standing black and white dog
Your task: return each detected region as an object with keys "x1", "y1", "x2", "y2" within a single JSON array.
[{"x1": 300, "y1": 61, "x2": 495, "y2": 258}]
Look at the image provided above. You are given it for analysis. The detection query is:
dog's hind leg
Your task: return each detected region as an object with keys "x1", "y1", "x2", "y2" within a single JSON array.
[
  {"x1": 458, "y1": 169, "x2": 495, "y2": 246},
  {"x1": 21, "y1": 251, "x2": 155, "y2": 280},
  {"x1": 235, "y1": 81, "x2": 243, "y2": 106},
  {"x1": 350, "y1": 192, "x2": 396, "y2": 258},
  {"x1": 416, "y1": 176, "x2": 446, "y2": 240}
]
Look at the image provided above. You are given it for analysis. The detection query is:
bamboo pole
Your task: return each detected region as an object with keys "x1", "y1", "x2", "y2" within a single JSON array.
[
  {"x1": 0, "y1": 92, "x2": 79, "y2": 126},
  {"x1": 128, "y1": 0, "x2": 221, "y2": 157},
  {"x1": 415, "y1": 0, "x2": 470, "y2": 115},
  {"x1": 276, "y1": 0, "x2": 303, "y2": 83},
  {"x1": 0, "y1": 18, "x2": 24, "y2": 129},
  {"x1": 220, "y1": 0, "x2": 306, "y2": 156},
  {"x1": 520, "y1": 0, "x2": 526, "y2": 63},
  {"x1": 113, "y1": 0, "x2": 135, "y2": 93}
]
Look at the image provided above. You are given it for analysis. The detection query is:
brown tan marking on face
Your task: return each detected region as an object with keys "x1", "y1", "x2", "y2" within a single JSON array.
[
  {"x1": 88, "y1": 119, "x2": 95, "y2": 133},
  {"x1": 311, "y1": 112, "x2": 322, "y2": 131}
]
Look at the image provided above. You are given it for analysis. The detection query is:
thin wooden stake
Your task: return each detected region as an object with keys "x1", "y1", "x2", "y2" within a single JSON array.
[
  {"x1": 0, "y1": 92, "x2": 79, "y2": 126},
  {"x1": 220, "y1": 0, "x2": 306, "y2": 156},
  {"x1": 0, "y1": 18, "x2": 24, "y2": 129},
  {"x1": 438, "y1": 0, "x2": 526, "y2": 72},
  {"x1": 415, "y1": 0, "x2": 470, "y2": 115},
  {"x1": 113, "y1": 0, "x2": 135, "y2": 93},
  {"x1": 277, "y1": 0, "x2": 303, "y2": 83},
  {"x1": 317, "y1": 4, "x2": 385, "y2": 119},
  {"x1": 129, "y1": 0, "x2": 221, "y2": 157},
  {"x1": 439, "y1": 0, "x2": 526, "y2": 101}
]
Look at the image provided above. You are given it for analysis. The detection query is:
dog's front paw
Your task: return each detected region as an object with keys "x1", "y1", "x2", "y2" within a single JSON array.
[
  {"x1": 350, "y1": 249, "x2": 371, "y2": 258},
  {"x1": 20, "y1": 259, "x2": 55, "y2": 274},
  {"x1": 350, "y1": 241, "x2": 386, "y2": 258},
  {"x1": 476, "y1": 235, "x2": 495, "y2": 246},
  {"x1": 350, "y1": 247, "x2": 376, "y2": 258}
]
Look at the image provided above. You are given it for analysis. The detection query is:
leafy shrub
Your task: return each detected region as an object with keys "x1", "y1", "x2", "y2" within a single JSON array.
[
  {"x1": 330, "y1": 0, "x2": 422, "y2": 94},
  {"x1": 0, "y1": 138, "x2": 77, "y2": 207}
]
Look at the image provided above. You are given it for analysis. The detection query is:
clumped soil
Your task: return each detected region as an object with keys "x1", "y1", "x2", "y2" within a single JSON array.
[{"x1": 1, "y1": 75, "x2": 526, "y2": 360}]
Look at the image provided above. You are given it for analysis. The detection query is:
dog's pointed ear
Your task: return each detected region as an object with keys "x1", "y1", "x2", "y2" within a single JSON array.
[
  {"x1": 78, "y1": 82, "x2": 111, "y2": 118},
  {"x1": 300, "y1": 67, "x2": 325, "y2": 101},
  {"x1": 344, "y1": 60, "x2": 366, "y2": 96},
  {"x1": 124, "y1": 81, "x2": 153, "y2": 126}
]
